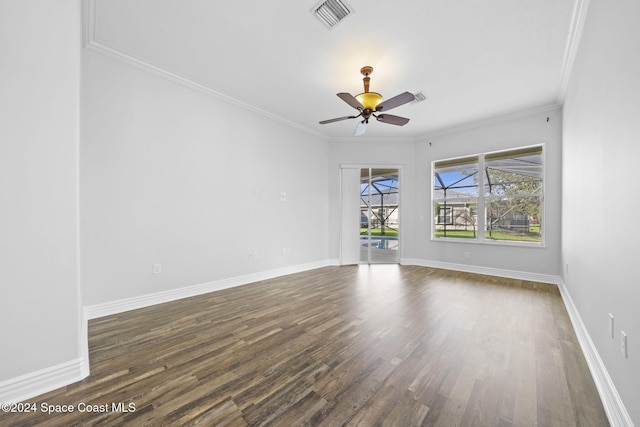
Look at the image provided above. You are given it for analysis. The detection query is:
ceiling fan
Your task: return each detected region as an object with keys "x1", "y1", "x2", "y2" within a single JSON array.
[{"x1": 319, "y1": 66, "x2": 415, "y2": 136}]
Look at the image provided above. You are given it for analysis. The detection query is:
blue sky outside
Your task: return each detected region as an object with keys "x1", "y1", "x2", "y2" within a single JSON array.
[
  {"x1": 360, "y1": 179, "x2": 399, "y2": 195},
  {"x1": 434, "y1": 170, "x2": 478, "y2": 196}
]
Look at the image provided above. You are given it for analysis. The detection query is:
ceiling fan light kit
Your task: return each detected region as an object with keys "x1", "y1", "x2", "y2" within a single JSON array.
[
  {"x1": 320, "y1": 66, "x2": 415, "y2": 136},
  {"x1": 355, "y1": 92, "x2": 382, "y2": 110}
]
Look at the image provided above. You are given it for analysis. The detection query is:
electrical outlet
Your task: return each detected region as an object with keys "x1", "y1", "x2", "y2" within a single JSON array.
[
  {"x1": 153, "y1": 263, "x2": 162, "y2": 274},
  {"x1": 621, "y1": 331, "x2": 627, "y2": 359},
  {"x1": 280, "y1": 191, "x2": 287, "y2": 202},
  {"x1": 464, "y1": 252, "x2": 471, "y2": 260},
  {"x1": 609, "y1": 313, "x2": 614, "y2": 338}
]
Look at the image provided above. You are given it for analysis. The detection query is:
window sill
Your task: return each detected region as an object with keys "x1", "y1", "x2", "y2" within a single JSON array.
[{"x1": 431, "y1": 237, "x2": 545, "y2": 248}]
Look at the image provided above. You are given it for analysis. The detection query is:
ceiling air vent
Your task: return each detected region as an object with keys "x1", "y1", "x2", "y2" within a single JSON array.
[
  {"x1": 413, "y1": 91, "x2": 427, "y2": 103},
  {"x1": 311, "y1": 0, "x2": 353, "y2": 29}
]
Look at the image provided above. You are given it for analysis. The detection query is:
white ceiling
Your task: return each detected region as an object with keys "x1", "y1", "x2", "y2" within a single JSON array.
[{"x1": 87, "y1": 0, "x2": 578, "y2": 139}]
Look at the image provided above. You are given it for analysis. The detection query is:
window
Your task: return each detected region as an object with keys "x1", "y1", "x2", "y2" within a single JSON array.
[
  {"x1": 433, "y1": 156, "x2": 479, "y2": 238},
  {"x1": 437, "y1": 207, "x2": 452, "y2": 225},
  {"x1": 433, "y1": 145, "x2": 543, "y2": 244}
]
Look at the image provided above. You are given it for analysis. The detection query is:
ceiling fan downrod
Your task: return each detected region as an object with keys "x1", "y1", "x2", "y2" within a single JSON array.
[
  {"x1": 361, "y1": 66, "x2": 373, "y2": 93},
  {"x1": 318, "y1": 65, "x2": 415, "y2": 135}
]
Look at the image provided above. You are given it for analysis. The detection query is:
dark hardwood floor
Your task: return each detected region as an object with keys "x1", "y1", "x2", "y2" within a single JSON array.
[{"x1": 0, "y1": 265, "x2": 609, "y2": 426}]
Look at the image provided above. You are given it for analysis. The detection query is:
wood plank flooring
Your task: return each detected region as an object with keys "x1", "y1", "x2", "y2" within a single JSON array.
[{"x1": 0, "y1": 265, "x2": 609, "y2": 426}]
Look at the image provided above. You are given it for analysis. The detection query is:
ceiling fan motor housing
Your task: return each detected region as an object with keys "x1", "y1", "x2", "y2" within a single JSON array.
[{"x1": 318, "y1": 65, "x2": 414, "y2": 133}]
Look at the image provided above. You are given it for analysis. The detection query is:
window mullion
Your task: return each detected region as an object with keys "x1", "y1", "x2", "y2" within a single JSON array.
[
  {"x1": 477, "y1": 155, "x2": 485, "y2": 242},
  {"x1": 433, "y1": 144, "x2": 544, "y2": 244}
]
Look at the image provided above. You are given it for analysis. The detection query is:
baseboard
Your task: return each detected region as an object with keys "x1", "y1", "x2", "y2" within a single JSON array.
[
  {"x1": 401, "y1": 258, "x2": 561, "y2": 285},
  {"x1": 0, "y1": 358, "x2": 89, "y2": 404},
  {"x1": 84, "y1": 260, "x2": 332, "y2": 320},
  {"x1": 403, "y1": 258, "x2": 633, "y2": 425},
  {"x1": 557, "y1": 279, "x2": 634, "y2": 427},
  {"x1": 6, "y1": 259, "x2": 630, "y2": 425}
]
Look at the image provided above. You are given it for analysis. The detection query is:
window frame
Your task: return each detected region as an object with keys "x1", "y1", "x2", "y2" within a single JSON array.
[{"x1": 431, "y1": 144, "x2": 545, "y2": 246}]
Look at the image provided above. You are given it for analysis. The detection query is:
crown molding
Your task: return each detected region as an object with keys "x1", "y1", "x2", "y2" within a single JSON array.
[
  {"x1": 82, "y1": 0, "x2": 576, "y2": 144},
  {"x1": 328, "y1": 103, "x2": 562, "y2": 144},
  {"x1": 81, "y1": 0, "x2": 327, "y2": 142},
  {"x1": 84, "y1": 40, "x2": 328, "y2": 141},
  {"x1": 416, "y1": 103, "x2": 562, "y2": 141},
  {"x1": 81, "y1": 0, "x2": 94, "y2": 48},
  {"x1": 557, "y1": 0, "x2": 592, "y2": 103}
]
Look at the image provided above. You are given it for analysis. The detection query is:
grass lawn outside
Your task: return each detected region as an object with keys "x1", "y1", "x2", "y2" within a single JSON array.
[
  {"x1": 360, "y1": 226, "x2": 541, "y2": 242},
  {"x1": 360, "y1": 228, "x2": 398, "y2": 237},
  {"x1": 434, "y1": 228, "x2": 541, "y2": 242}
]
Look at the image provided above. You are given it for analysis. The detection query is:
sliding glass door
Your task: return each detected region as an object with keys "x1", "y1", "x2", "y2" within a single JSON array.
[{"x1": 359, "y1": 168, "x2": 400, "y2": 263}]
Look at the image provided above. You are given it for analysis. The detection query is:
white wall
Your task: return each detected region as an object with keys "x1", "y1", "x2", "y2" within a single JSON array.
[
  {"x1": 3, "y1": 3, "x2": 634, "y2": 419},
  {"x1": 328, "y1": 108, "x2": 562, "y2": 280},
  {"x1": 413, "y1": 108, "x2": 563, "y2": 278},
  {"x1": 563, "y1": 0, "x2": 640, "y2": 423},
  {"x1": 0, "y1": 0, "x2": 85, "y2": 394},
  {"x1": 81, "y1": 50, "x2": 329, "y2": 307},
  {"x1": 327, "y1": 138, "x2": 417, "y2": 262}
]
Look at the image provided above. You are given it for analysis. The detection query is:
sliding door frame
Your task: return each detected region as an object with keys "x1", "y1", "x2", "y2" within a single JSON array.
[{"x1": 340, "y1": 164, "x2": 403, "y2": 265}]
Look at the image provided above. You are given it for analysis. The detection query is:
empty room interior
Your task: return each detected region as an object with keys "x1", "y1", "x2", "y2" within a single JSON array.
[{"x1": 1, "y1": 0, "x2": 639, "y2": 425}]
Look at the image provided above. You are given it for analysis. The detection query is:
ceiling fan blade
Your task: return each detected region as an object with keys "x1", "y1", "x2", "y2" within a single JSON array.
[
  {"x1": 337, "y1": 92, "x2": 364, "y2": 110},
  {"x1": 375, "y1": 91, "x2": 415, "y2": 112},
  {"x1": 376, "y1": 114, "x2": 410, "y2": 126},
  {"x1": 319, "y1": 114, "x2": 360, "y2": 124},
  {"x1": 355, "y1": 120, "x2": 367, "y2": 136}
]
